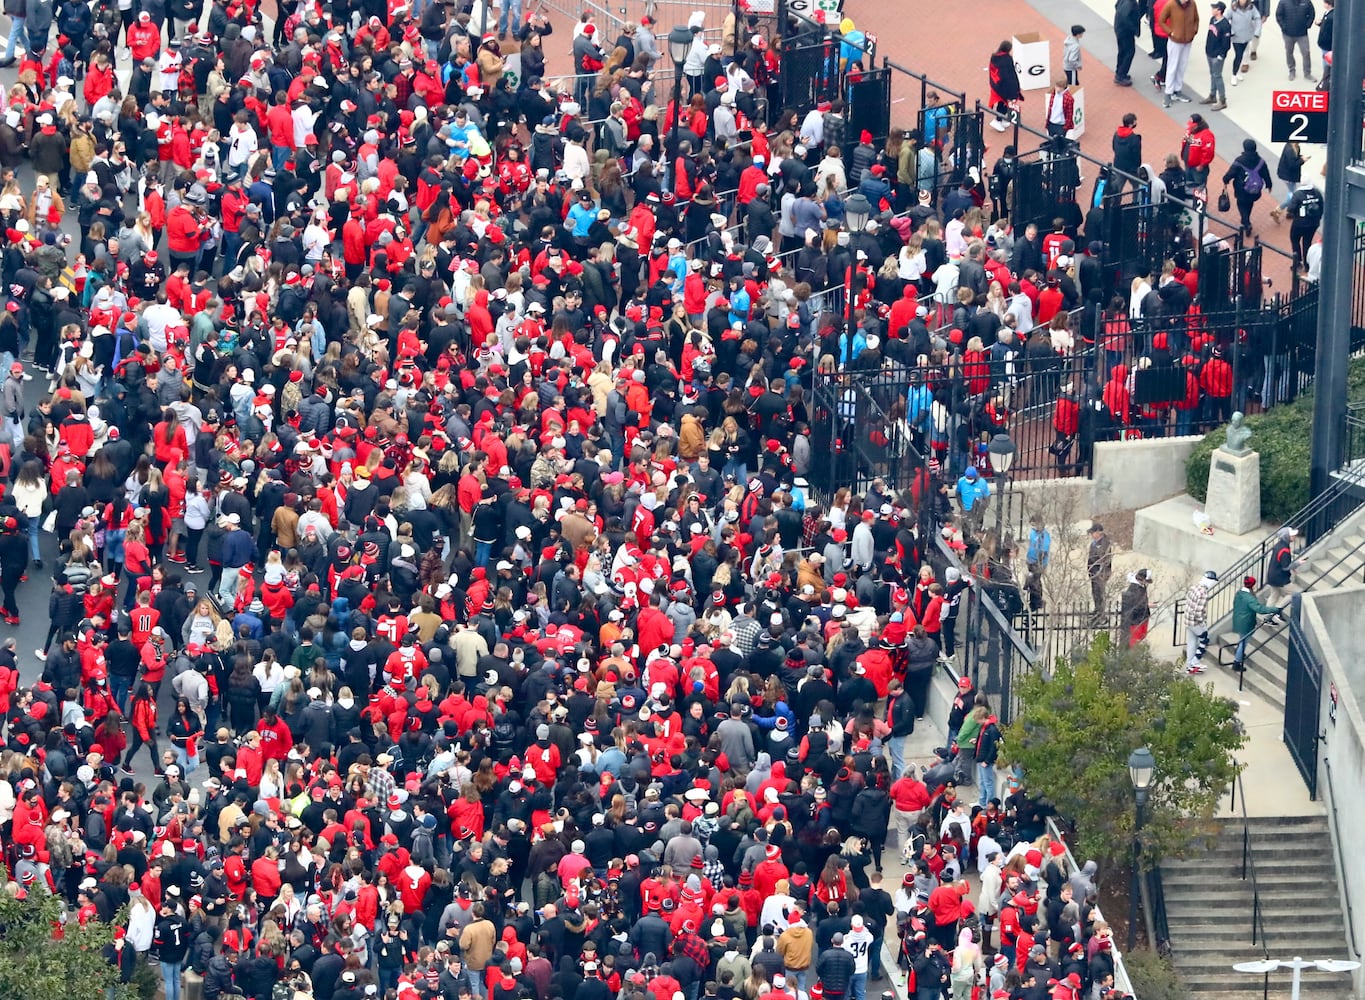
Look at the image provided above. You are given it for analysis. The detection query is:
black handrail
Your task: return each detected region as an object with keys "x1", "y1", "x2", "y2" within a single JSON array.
[
  {"x1": 1162, "y1": 454, "x2": 1365, "y2": 648},
  {"x1": 1323, "y1": 758, "x2": 1362, "y2": 958},
  {"x1": 1235, "y1": 518, "x2": 1365, "y2": 669},
  {"x1": 1235, "y1": 770, "x2": 1271, "y2": 959}
]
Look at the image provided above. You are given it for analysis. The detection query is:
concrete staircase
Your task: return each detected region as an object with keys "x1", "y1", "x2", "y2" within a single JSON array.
[
  {"x1": 1163, "y1": 815, "x2": 1354, "y2": 1000},
  {"x1": 1212, "y1": 522, "x2": 1365, "y2": 711}
]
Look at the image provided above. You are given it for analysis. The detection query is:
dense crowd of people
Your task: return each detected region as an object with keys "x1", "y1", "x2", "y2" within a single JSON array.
[{"x1": 0, "y1": 1, "x2": 1166, "y2": 1000}]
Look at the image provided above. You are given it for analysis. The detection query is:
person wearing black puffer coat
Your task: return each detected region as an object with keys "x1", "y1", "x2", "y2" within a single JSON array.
[
  {"x1": 817, "y1": 937, "x2": 858, "y2": 999},
  {"x1": 850, "y1": 772, "x2": 894, "y2": 870},
  {"x1": 201, "y1": 948, "x2": 238, "y2": 1000}
]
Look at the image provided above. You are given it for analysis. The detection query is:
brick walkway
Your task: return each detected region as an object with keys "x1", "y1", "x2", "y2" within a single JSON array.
[
  {"x1": 845, "y1": 0, "x2": 1297, "y2": 285},
  {"x1": 535, "y1": 0, "x2": 1299, "y2": 285}
]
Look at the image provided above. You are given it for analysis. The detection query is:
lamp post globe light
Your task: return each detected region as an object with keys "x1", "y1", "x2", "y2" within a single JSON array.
[{"x1": 844, "y1": 193, "x2": 872, "y2": 233}]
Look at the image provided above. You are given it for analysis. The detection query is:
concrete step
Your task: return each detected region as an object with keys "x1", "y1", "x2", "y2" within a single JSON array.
[
  {"x1": 1168, "y1": 927, "x2": 1348, "y2": 949},
  {"x1": 1175, "y1": 969, "x2": 1356, "y2": 995},
  {"x1": 1163, "y1": 857, "x2": 1337, "y2": 880},
  {"x1": 1162, "y1": 894, "x2": 1343, "y2": 916}
]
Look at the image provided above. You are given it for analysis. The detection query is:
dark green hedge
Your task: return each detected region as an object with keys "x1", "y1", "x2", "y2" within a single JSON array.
[{"x1": 1186, "y1": 359, "x2": 1365, "y2": 522}]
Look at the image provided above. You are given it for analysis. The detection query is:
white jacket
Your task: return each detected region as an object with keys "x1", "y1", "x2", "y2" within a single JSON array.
[{"x1": 126, "y1": 898, "x2": 156, "y2": 952}]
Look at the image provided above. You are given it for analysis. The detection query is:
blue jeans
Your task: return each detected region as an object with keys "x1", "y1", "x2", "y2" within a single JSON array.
[
  {"x1": 26, "y1": 515, "x2": 38, "y2": 561},
  {"x1": 217, "y1": 568, "x2": 240, "y2": 605},
  {"x1": 850, "y1": 971, "x2": 867, "y2": 1000},
  {"x1": 788, "y1": 969, "x2": 808, "y2": 992},
  {"x1": 1234, "y1": 630, "x2": 1254, "y2": 665},
  {"x1": 109, "y1": 675, "x2": 131, "y2": 714},
  {"x1": 978, "y1": 761, "x2": 996, "y2": 806},
  {"x1": 4, "y1": 16, "x2": 28, "y2": 60},
  {"x1": 160, "y1": 961, "x2": 182, "y2": 1000},
  {"x1": 220, "y1": 230, "x2": 241, "y2": 273},
  {"x1": 271, "y1": 145, "x2": 290, "y2": 171},
  {"x1": 474, "y1": 539, "x2": 492, "y2": 568},
  {"x1": 174, "y1": 746, "x2": 199, "y2": 775},
  {"x1": 497, "y1": 0, "x2": 521, "y2": 34},
  {"x1": 888, "y1": 734, "x2": 907, "y2": 779}
]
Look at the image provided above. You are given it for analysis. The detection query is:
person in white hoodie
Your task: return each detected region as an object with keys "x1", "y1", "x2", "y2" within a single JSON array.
[{"x1": 126, "y1": 884, "x2": 157, "y2": 956}]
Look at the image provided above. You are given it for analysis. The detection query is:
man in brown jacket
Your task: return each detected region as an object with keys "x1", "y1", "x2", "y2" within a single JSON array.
[
  {"x1": 1159, "y1": 0, "x2": 1202, "y2": 106},
  {"x1": 458, "y1": 902, "x2": 497, "y2": 978},
  {"x1": 777, "y1": 910, "x2": 816, "y2": 990}
]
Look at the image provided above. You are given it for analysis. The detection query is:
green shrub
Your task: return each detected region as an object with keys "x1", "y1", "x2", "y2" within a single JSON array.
[
  {"x1": 1123, "y1": 948, "x2": 1187, "y2": 1000},
  {"x1": 1186, "y1": 357, "x2": 1365, "y2": 522},
  {"x1": 1186, "y1": 399, "x2": 1313, "y2": 521}
]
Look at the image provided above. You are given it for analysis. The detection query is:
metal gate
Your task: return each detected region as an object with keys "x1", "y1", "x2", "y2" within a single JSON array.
[
  {"x1": 846, "y1": 68, "x2": 892, "y2": 148},
  {"x1": 1283, "y1": 611, "x2": 1323, "y2": 799},
  {"x1": 779, "y1": 33, "x2": 842, "y2": 111},
  {"x1": 1010, "y1": 146, "x2": 1084, "y2": 236},
  {"x1": 1101, "y1": 185, "x2": 1160, "y2": 301},
  {"x1": 812, "y1": 371, "x2": 924, "y2": 495},
  {"x1": 917, "y1": 104, "x2": 985, "y2": 198},
  {"x1": 1198, "y1": 239, "x2": 1263, "y2": 310}
]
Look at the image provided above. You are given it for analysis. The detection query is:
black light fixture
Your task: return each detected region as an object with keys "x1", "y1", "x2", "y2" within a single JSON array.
[{"x1": 988, "y1": 431, "x2": 1016, "y2": 539}]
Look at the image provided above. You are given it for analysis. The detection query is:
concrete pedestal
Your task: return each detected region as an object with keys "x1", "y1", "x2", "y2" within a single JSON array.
[{"x1": 1205, "y1": 447, "x2": 1261, "y2": 535}]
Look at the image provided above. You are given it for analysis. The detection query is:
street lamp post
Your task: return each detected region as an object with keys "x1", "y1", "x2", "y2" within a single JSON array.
[
  {"x1": 667, "y1": 27, "x2": 693, "y2": 194},
  {"x1": 1233, "y1": 959, "x2": 1360, "y2": 1000},
  {"x1": 987, "y1": 431, "x2": 1015, "y2": 541},
  {"x1": 843, "y1": 193, "x2": 872, "y2": 357},
  {"x1": 1127, "y1": 746, "x2": 1155, "y2": 952}
]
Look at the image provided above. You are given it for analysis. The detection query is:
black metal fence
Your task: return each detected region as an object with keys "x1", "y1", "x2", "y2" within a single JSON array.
[
  {"x1": 1019, "y1": 603, "x2": 1126, "y2": 670},
  {"x1": 814, "y1": 281, "x2": 1324, "y2": 493},
  {"x1": 926, "y1": 532, "x2": 1037, "y2": 725},
  {"x1": 1284, "y1": 607, "x2": 1323, "y2": 799}
]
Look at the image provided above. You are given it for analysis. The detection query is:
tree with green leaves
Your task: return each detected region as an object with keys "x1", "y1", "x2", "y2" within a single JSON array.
[
  {"x1": 1003, "y1": 634, "x2": 1244, "y2": 868},
  {"x1": 0, "y1": 875, "x2": 138, "y2": 1000}
]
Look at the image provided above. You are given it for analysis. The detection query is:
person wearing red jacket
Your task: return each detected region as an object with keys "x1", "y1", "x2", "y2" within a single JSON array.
[
  {"x1": 927, "y1": 879, "x2": 974, "y2": 948},
  {"x1": 58, "y1": 409, "x2": 95, "y2": 456},
  {"x1": 342, "y1": 216, "x2": 367, "y2": 279},
  {"x1": 166, "y1": 200, "x2": 206, "y2": 273},
  {"x1": 84, "y1": 53, "x2": 115, "y2": 109},
  {"x1": 1101, "y1": 365, "x2": 1131, "y2": 439},
  {"x1": 855, "y1": 641, "x2": 895, "y2": 699},
  {"x1": 1174, "y1": 359, "x2": 1202, "y2": 436},
  {"x1": 737, "y1": 159, "x2": 767, "y2": 205},
  {"x1": 250, "y1": 847, "x2": 282, "y2": 908},
  {"x1": 1200, "y1": 347, "x2": 1233, "y2": 424},
  {"x1": 752, "y1": 842, "x2": 790, "y2": 899},
  {"x1": 219, "y1": 177, "x2": 249, "y2": 270},
  {"x1": 1181, "y1": 113, "x2": 1216, "y2": 192},
  {"x1": 1052, "y1": 385, "x2": 1080, "y2": 471},
  {"x1": 255, "y1": 706, "x2": 294, "y2": 761},
  {"x1": 397, "y1": 862, "x2": 431, "y2": 914},
  {"x1": 265, "y1": 96, "x2": 295, "y2": 170},
  {"x1": 128, "y1": 11, "x2": 161, "y2": 62}
]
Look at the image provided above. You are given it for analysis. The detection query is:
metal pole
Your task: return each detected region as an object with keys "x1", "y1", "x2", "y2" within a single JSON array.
[
  {"x1": 670, "y1": 67, "x2": 683, "y2": 195},
  {"x1": 732, "y1": 0, "x2": 741, "y2": 64},
  {"x1": 1309, "y1": 0, "x2": 1365, "y2": 499},
  {"x1": 1129, "y1": 795, "x2": 1145, "y2": 952},
  {"x1": 994, "y1": 471, "x2": 1005, "y2": 540}
]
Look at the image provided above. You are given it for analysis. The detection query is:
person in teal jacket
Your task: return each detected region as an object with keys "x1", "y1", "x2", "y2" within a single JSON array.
[
  {"x1": 1232, "y1": 574, "x2": 1284, "y2": 669},
  {"x1": 956, "y1": 467, "x2": 991, "y2": 532}
]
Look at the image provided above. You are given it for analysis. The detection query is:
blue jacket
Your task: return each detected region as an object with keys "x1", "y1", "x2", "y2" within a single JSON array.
[
  {"x1": 957, "y1": 474, "x2": 990, "y2": 511},
  {"x1": 220, "y1": 528, "x2": 255, "y2": 569}
]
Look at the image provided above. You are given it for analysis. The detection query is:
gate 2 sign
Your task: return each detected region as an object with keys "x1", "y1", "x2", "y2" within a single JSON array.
[{"x1": 1270, "y1": 90, "x2": 1329, "y2": 143}]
